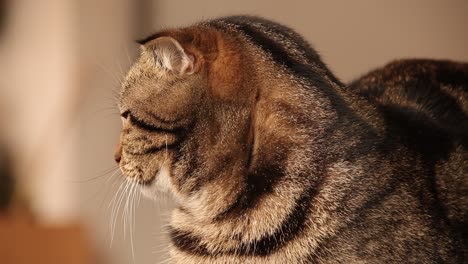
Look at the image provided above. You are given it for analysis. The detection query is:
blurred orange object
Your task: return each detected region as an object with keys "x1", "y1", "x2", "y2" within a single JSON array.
[{"x1": 0, "y1": 209, "x2": 96, "y2": 264}]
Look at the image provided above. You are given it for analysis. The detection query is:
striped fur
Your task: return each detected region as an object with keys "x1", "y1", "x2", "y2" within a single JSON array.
[{"x1": 116, "y1": 16, "x2": 467, "y2": 263}]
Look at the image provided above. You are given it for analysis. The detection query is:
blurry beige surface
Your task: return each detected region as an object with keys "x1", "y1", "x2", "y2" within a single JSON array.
[
  {"x1": 1, "y1": 1, "x2": 467, "y2": 264},
  {"x1": 0, "y1": 0, "x2": 78, "y2": 224}
]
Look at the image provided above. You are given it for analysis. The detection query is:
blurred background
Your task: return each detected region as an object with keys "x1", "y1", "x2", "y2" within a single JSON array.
[{"x1": 0, "y1": 0, "x2": 467, "y2": 263}]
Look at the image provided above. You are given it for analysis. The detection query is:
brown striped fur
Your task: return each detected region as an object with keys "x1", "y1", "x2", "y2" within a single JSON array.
[{"x1": 115, "y1": 16, "x2": 467, "y2": 263}]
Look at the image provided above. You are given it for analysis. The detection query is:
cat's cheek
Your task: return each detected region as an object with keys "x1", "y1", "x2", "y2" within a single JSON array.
[{"x1": 140, "y1": 165, "x2": 172, "y2": 199}]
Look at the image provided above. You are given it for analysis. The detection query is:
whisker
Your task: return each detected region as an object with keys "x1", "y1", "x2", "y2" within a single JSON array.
[
  {"x1": 111, "y1": 180, "x2": 131, "y2": 246},
  {"x1": 129, "y1": 180, "x2": 138, "y2": 263},
  {"x1": 70, "y1": 166, "x2": 119, "y2": 183},
  {"x1": 137, "y1": 182, "x2": 142, "y2": 206},
  {"x1": 123, "y1": 180, "x2": 133, "y2": 239},
  {"x1": 116, "y1": 59, "x2": 125, "y2": 79},
  {"x1": 158, "y1": 256, "x2": 173, "y2": 264},
  {"x1": 110, "y1": 181, "x2": 126, "y2": 233},
  {"x1": 132, "y1": 180, "x2": 138, "y2": 233},
  {"x1": 79, "y1": 168, "x2": 121, "y2": 207},
  {"x1": 152, "y1": 246, "x2": 170, "y2": 255},
  {"x1": 124, "y1": 45, "x2": 133, "y2": 66},
  {"x1": 109, "y1": 179, "x2": 126, "y2": 246},
  {"x1": 97, "y1": 170, "x2": 123, "y2": 213},
  {"x1": 95, "y1": 61, "x2": 124, "y2": 87}
]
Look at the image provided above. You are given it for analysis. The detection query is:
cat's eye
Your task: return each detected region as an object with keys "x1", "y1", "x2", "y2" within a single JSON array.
[{"x1": 120, "y1": 111, "x2": 130, "y2": 119}]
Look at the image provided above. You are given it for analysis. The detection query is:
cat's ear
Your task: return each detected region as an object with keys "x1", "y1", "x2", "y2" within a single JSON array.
[{"x1": 143, "y1": 37, "x2": 195, "y2": 75}]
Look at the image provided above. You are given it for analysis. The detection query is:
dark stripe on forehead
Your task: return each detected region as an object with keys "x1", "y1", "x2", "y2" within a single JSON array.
[
  {"x1": 208, "y1": 16, "x2": 343, "y2": 87},
  {"x1": 216, "y1": 16, "x2": 342, "y2": 82}
]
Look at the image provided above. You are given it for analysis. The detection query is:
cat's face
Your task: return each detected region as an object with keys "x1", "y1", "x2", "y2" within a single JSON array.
[{"x1": 115, "y1": 33, "x2": 254, "y2": 201}]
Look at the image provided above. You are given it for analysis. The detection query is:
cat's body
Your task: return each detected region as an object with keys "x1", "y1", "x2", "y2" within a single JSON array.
[{"x1": 116, "y1": 16, "x2": 467, "y2": 263}]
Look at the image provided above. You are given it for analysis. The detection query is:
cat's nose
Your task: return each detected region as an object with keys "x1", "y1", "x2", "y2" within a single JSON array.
[{"x1": 114, "y1": 142, "x2": 122, "y2": 164}]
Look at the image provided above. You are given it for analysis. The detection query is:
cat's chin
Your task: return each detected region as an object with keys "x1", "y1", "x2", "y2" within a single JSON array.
[{"x1": 139, "y1": 165, "x2": 172, "y2": 200}]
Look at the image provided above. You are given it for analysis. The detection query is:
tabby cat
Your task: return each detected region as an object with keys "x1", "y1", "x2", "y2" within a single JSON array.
[{"x1": 115, "y1": 16, "x2": 467, "y2": 263}]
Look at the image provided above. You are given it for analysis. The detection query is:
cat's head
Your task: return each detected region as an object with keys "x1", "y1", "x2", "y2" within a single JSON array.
[
  {"x1": 115, "y1": 18, "x2": 337, "y2": 208},
  {"x1": 115, "y1": 28, "x2": 256, "y2": 202}
]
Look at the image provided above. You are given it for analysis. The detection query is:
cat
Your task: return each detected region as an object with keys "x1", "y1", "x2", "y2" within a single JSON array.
[{"x1": 115, "y1": 15, "x2": 467, "y2": 263}]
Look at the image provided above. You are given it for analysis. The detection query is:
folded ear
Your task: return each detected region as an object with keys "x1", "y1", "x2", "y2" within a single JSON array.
[{"x1": 145, "y1": 37, "x2": 195, "y2": 75}]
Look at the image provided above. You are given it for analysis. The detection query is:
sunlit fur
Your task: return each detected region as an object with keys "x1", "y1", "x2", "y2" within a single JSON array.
[{"x1": 116, "y1": 16, "x2": 467, "y2": 263}]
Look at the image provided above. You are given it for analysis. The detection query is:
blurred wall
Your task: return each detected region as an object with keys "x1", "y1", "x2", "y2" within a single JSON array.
[{"x1": 0, "y1": 0, "x2": 78, "y2": 224}]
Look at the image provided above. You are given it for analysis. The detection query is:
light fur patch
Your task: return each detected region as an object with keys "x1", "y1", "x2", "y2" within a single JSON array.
[{"x1": 140, "y1": 165, "x2": 173, "y2": 199}]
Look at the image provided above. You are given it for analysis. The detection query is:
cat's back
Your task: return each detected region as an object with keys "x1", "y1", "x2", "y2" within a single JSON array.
[
  {"x1": 348, "y1": 59, "x2": 468, "y2": 138},
  {"x1": 348, "y1": 59, "x2": 468, "y2": 249}
]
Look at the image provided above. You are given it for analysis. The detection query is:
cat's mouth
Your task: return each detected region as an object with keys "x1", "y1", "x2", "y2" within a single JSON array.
[{"x1": 119, "y1": 147, "x2": 173, "y2": 187}]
